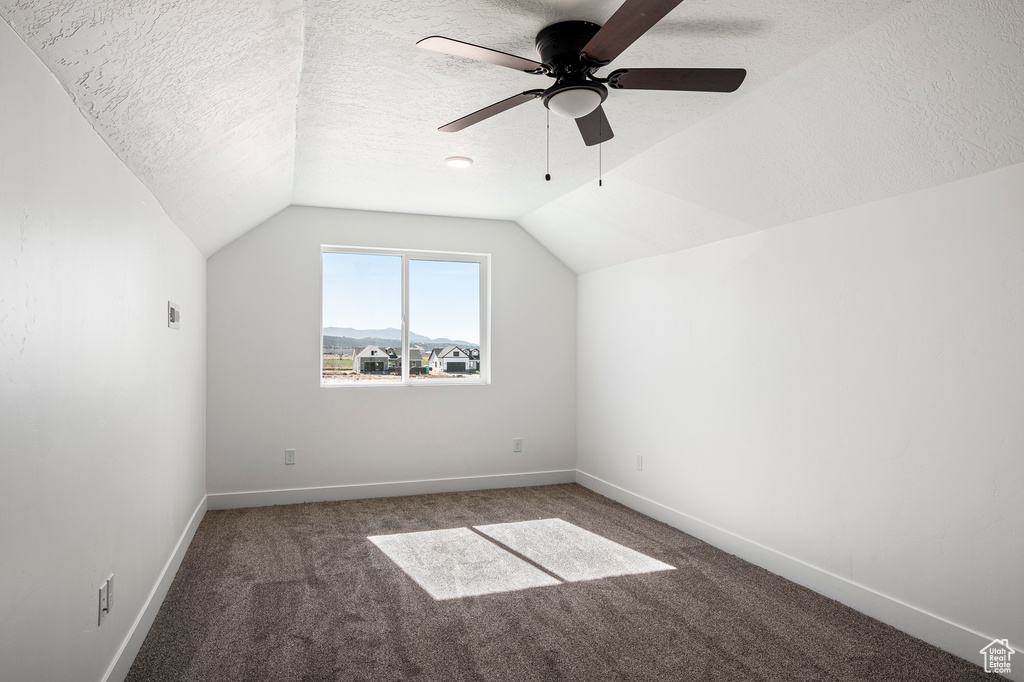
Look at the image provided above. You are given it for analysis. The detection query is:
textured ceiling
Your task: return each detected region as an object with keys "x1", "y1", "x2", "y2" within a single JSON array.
[
  {"x1": 2, "y1": 0, "x2": 1021, "y2": 267},
  {"x1": 521, "y1": 0, "x2": 1024, "y2": 272},
  {"x1": 290, "y1": 0, "x2": 904, "y2": 223},
  {"x1": 0, "y1": 0, "x2": 303, "y2": 255}
]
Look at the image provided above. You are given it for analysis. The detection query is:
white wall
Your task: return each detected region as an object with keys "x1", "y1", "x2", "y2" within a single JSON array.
[
  {"x1": 207, "y1": 206, "x2": 575, "y2": 500},
  {"x1": 577, "y1": 163, "x2": 1023, "y2": 667},
  {"x1": 0, "y1": 22, "x2": 207, "y2": 682}
]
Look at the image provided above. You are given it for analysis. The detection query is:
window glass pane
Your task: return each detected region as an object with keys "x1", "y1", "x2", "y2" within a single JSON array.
[
  {"x1": 410, "y1": 259, "x2": 481, "y2": 380},
  {"x1": 322, "y1": 252, "x2": 402, "y2": 384}
]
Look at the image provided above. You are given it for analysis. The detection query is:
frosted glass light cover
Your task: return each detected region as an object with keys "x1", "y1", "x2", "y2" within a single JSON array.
[{"x1": 547, "y1": 88, "x2": 602, "y2": 118}]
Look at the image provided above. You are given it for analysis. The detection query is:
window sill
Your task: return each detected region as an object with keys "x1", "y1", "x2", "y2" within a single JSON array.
[{"x1": 320, "y1": 378, "x2": 490, "y2": 388}]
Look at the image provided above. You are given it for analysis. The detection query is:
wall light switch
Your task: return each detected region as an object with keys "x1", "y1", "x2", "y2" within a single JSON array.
[
  {"x1": 636, "y1": 455, "x2": 643, "y2": 471},
  {"x1": 513, "y1": 438, "x2": 523, "y2": 453},
  {"x1": 98, "y1": 580, "x2": 109, "y2": 626},
  {"x1": 168, "y1": 301, "x2": 181, "y2": 329},
  {"x1": 285, "y1": 449, "x2": 296, "y2": 465}
]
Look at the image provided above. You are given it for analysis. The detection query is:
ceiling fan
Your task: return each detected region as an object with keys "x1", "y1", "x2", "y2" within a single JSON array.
[{"x1": 417, "y1": 0, "x2": 747, "y2": 147}]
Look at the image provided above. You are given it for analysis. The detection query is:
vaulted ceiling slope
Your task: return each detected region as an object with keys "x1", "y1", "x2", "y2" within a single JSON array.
[
  {"x1": 521, "y1": 0, "x2": 1024, "y2": 272},
  {"x1": 2, "y1": 1, "x2": 1021, "y2": 266},
  {"x1": 1, "y1": 0, "x2": 304, "y2": 256}
]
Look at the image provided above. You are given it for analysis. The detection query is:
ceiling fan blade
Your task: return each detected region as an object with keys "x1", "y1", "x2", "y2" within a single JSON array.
[
  {"x1": 418, "y1": 36, "x2": 545, "y2": 74},
  {"x1": 608, "y1": 67, "x2": 746, "y2": 92},
  {"x1": 439, "y1": 91, "x2": 544, "y2": 133},
  {"x1": 580, "y1": 0, "x2": 685, "y2": 66},
  {"x1": 575, "y1": 106, "x2": 614, "y2": 146}
]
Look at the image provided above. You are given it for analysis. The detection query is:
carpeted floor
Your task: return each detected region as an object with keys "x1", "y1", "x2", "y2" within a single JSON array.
[{"x1": 126, "y1": 484, "x2": 996, "y2": 681}]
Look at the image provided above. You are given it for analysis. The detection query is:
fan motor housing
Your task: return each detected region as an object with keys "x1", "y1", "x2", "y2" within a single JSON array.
[{"x1": 535, "y1": 21, "x2": 601, "y2": 74}]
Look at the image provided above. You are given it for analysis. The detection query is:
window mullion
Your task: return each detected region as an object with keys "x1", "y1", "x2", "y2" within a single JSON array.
[{"x1": 402, "y1": 254, "x2": 410, "y2": 383}]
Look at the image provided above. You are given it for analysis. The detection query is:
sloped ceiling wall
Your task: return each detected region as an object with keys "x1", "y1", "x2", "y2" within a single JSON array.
[
  {"x1": 522, "y1": 0, "x2": 1024, "y2": 272},
  {"x1": 0, "y1": 0, "x2": 303, "y2": 255},
  {"x1": 1, "y1": 0, "x2": 1021, "y2": 265}
]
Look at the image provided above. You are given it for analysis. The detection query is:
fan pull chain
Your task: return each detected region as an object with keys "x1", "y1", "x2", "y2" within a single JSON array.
[
  {"x1": 599, "y1": 114, "x2": 603, "y2": 187},
  {"x1": 545, "y1": 109, "x2": 551, "y2": 182}
]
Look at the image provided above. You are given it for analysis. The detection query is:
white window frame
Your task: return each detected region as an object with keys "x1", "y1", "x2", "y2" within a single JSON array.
[{"x1": 320, "y1": 245, "x2": 490, "y2": 387}]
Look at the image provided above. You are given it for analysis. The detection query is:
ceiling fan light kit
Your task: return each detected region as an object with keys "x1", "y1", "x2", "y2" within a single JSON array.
[
  {"x1": 418, "y1": 0, "x2": 746, "y2": 148},
  {"x1": 543, "y1": 83, "x2": 607, "y2": 119}
]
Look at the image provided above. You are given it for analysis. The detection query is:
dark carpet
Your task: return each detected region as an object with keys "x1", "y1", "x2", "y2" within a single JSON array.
[{"x1": 126, "y1": 484, "x2": 995, "y2": 681}]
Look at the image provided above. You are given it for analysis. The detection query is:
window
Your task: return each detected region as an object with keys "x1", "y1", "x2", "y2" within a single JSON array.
[{"x1": 321, "y1": 246, "x2": 489, "y2": 386}]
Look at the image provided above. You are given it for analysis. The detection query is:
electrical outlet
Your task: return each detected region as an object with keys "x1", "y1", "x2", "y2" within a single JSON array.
[
  {"x1": 635, "y1": 455, "x2": 643, "y2": 471},
  {"x1": 285, "y1": 449, "x2": 296, "y2": 465},
  {"x1": 512, "y1": 438, "x2": 523, "y2": 453}
]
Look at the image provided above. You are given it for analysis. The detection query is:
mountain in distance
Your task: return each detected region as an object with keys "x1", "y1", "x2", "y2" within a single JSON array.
[
  {"x1": 324, "y1": 326, "x2": 403, "y2": 341},
  {"x1": 323, "y1": 327, "x2": 476, "y2": 348}
]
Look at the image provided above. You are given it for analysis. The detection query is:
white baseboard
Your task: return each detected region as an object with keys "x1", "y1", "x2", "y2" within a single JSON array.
[
  {"x1": 575, "y1": 470, "x2": 1020, "y2": 682},
  {"x1": 102, "y1": 495, "x2": 208, "y2": 682},
  {"x1": 207, "y1": 470, "x2": 577, "y2": 510}
]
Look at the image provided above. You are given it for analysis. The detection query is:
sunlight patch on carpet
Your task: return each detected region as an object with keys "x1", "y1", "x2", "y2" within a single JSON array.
[
  {"x1": 369, "y1": 519, "x2": 674, "y2": 600},
  {"x1": 367, "y1": 527, "x2": 560, "y2": 600},
  {"x1": 475, "y1": 518, "x2": 675, "y2": 582}
]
